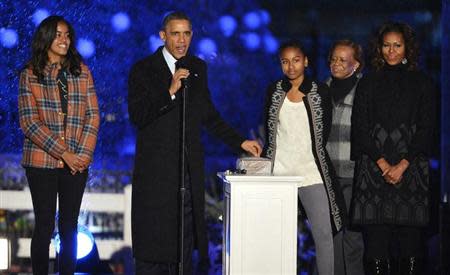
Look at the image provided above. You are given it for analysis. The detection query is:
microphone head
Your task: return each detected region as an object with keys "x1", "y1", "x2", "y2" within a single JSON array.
[{"x1": 176, "y1": 56, "x2": 190, "y2": 70}]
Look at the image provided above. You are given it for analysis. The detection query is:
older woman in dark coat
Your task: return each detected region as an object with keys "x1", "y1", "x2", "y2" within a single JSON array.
[{"x1": 351, "y1": 22, "x2": 437, "y2": 274}]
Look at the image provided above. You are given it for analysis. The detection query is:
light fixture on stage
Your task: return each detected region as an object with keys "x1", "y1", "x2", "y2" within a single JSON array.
[
  {"x1": 111, "y1": 12, "x2": 131, "y2": 33},
  {"x1": 0, "y1": 28, "x2": 18, "y2": 48},
  {"x1": 240, "y1": 32, "x2": 261, "y2": 51},
  {"x1": 53, "y1": 224, "x2": 95, "y2": 259},
  {"x1": 258, "y1": 10, "x2": 271, "y2": 25},
  {"x1": 53, "y1": 224, "x2": 111, "y2": 273},
  {"x1": 32, "y1": 8, "x2": 49, "y2": 26},
  {"x1": 76, "y1": 38, "x2": 95, "y2": 59},
  {"x1": 242, "y1": 11, "x2": 262, "y2": 30},
  {"x1": 0, "y1": 237, "x2": 10, "y2": 271},
  {"x1": 149, "y1": 34, "x2": 164, "y2": 53},
  {"x1": 219, "y1": 15, "x2": 237, "y2": 37},
  {"x1": 197, "y1": 38, "x2": 217, "y2": 59},
  {"x1": 430, "y1": 158, "x2": 439, "y2": 170},
  {"x1": 263, "y1": 33, "x2": 278, "y2": 54}
]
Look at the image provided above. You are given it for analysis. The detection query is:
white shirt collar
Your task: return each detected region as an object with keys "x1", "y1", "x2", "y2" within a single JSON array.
[{"x1": 162, "y1": 47, "x2": 177, "y2": 75}]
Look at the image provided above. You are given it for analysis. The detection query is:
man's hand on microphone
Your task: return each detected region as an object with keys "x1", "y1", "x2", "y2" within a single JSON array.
[
  {"x1": 169, "y1": 68, "x2": 190, "y2": 96},
  {"x1": 241, "y1": 140, "x2": 262, "y2": 157}
]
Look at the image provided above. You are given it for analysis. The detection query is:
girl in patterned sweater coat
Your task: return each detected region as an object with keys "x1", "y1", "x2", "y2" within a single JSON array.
[{"x1": 263, "y1": 40, "x2": 347, "y2": 275}]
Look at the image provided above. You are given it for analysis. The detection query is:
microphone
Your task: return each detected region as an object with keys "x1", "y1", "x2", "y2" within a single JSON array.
[{"x1": 176, "y1": 56, "x2": 190, "y2": 88}]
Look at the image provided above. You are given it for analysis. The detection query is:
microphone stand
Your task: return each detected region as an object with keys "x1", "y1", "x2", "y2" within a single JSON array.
[{"x1": 179, "y1": 77, "x2": 188, "y2": 275}]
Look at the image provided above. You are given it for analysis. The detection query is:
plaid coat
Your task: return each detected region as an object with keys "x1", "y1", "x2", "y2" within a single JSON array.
[{"x1": 18, "y1": 63, "x2": 99, "y2": 169}]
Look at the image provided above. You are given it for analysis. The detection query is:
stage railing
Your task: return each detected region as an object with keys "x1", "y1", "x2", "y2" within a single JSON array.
[{"x1": 0, "y1": 185, "x2": 132, "y2": 260}]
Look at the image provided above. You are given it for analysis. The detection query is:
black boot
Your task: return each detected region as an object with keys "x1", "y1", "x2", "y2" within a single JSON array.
[
  {"x1": 365, "y1": 258, "x2": 391, "y2": 275},
  {"x1": 398, "y1": 257, "x2": 423, "y2": 275}
]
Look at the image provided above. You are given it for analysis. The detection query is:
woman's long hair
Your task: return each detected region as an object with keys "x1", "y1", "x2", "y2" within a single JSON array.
[
  {"x1": 370, "y1": 21, "x2": 419, "y2": 71},
  {"x1": 28, "y1": 15, "x2": 82, "y2": 81}
]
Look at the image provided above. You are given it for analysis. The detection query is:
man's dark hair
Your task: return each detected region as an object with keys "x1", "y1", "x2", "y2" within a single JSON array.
[{"x1": 161, "y1": 11, "x2": 192, "y2": 31}]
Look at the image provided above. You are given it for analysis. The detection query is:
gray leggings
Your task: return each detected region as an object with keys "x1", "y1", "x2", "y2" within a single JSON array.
[{"x1": 299, "y1": 184, "x2": 334, "y2": 275}]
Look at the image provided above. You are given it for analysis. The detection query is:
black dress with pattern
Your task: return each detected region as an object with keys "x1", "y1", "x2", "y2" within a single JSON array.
[{"x1": 350, "y1": 63, "x2": 437, "y2": 227}]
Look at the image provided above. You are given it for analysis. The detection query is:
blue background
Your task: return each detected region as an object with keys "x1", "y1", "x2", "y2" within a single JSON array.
[{"x1": 0, "y1": 0, "x2": 446, "y2": 273}]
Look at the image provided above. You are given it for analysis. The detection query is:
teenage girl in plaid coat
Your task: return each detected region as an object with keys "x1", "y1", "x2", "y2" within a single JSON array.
[{"x1": 18, "y1": 15, "x2": 99, "y2": 275}]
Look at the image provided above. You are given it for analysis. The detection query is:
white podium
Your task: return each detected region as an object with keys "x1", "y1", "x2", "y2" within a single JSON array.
[{"x1": 218, "y1": 173, "x2": 303, "y2": 275}]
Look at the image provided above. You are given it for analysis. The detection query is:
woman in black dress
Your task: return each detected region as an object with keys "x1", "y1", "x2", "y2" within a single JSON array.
[{"x1": 351, "y1": 22, "x2": 437, "y2": 274}]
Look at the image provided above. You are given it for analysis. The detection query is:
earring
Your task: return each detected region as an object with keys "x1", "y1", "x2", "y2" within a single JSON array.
[{"x1": 401, "y1": 58, "x2": 408, "y2": 64}]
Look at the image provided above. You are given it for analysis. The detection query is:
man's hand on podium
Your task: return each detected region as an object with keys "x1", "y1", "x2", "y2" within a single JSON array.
[{"x1": 241, "y1": 140, "x2": 262, "y2": 157}]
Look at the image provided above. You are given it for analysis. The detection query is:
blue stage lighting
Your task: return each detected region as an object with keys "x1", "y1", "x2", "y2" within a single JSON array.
[
  {"x1": 240, "y1": 32, "x2": 261, "y2": 51},
  {"x1": 242, "y1": 11, "x2": 261, "y2": 30},
  {"x1": 122, "y1": 137, "x2": 136, "y2": 155},
  {"x1": 263, "y1": 33, "x2": 278, "y2": 54},
  {"x1": 218, "y1": 15, "x2": 237, "y2": 37},
  {"x1": 0, "y1": 28, "x2": 18, "y2": 48},
  {"x1": 111, "y1": 12, "x2": 130, "y2": 33},
  {"x1": 77, "y1": 38, "x2": 95, "y2": 58},
  {"x1": 149, "y1": 34, "x2": 164, "y2": 53},
  {"x1": 430, "y1": 158, "x2": 439, "y2": 170},
  {"x1": 197, "y1": 38, "x2": 217, "y2": 57},
  {"x1": 431, "y1": 26, "x2": 441, "y2": 47},
  {"x1": 76, "y1": 226, "x2": 95, "y2": 259},
  {"x1": 258, "y1": 10, "x2": 271, "y2": 25},
  {"x1": 54, "y1": 225, "x2": 95, "y2": 259},
  {"x1": 32, "y1": 8, "x2": 50, "y2": 26},
  {"x1": 414, "y1": 11, "x2": 432, "y2": 23}
]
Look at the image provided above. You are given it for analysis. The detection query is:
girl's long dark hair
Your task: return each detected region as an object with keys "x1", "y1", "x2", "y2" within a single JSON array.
[{"x1": 28, "y1": 15, "x2": 82, "y2": 80}]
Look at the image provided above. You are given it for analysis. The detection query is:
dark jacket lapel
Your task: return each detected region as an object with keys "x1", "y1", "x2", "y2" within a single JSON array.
[{"x1": 152, "y1": 46, "x2": 173, "y2": 88}]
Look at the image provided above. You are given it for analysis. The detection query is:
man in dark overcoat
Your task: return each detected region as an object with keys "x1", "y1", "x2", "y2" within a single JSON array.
[{"x1": 127, "y1": 11, "x2": 261, "y2": 275}]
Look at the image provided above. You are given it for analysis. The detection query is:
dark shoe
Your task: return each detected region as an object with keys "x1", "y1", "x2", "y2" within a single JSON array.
[
  {"x1": 365, "y1": 258, "x2": 391, "y2": 275},
  {"x1": 398, "y1": 257, "x2": 423, "y2": 275}
]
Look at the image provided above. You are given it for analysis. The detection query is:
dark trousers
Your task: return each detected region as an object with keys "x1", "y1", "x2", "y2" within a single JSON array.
[
  {"x1": 333, "y1": 177, "x2": 364, "y2": 275},
  {"x1": 363, "y1": 224, "x2": 422, "y2": 259},
  {"x1": 135, "y1": 174, "x2": 194, "y2": 275},
  {"x1": 25, "y1": 167, "x2": 87, "y2": 275}
]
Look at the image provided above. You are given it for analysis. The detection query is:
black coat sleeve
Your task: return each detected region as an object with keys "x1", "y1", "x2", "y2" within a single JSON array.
[
  {"x1": 128, "y1": 60, "x2": 175, "y2": 129},
  {"x1": 351, "y1": 75, "x2": 382, "y2": 161},
  {"x1": 405, "y1": 74, "x2": 437, "y2": 161}
]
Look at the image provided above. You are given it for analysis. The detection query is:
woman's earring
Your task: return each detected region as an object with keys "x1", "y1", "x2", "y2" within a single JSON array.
[{"x1": 401, "y1": 58, "x2": 408, "y2": 64}]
